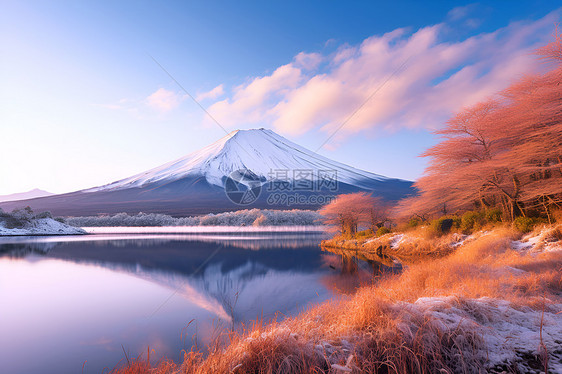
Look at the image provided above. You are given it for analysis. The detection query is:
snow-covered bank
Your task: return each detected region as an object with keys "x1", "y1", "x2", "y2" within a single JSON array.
[
  {"x1": 0, "y1": 217, "x2": 86, "y2": 236},
  {"x1": 403, "y1": 296, "x2": 562, "y2": 373},
  {"x1": 236, "y1": 296, "x2": 561, "y2": 373},
  {"x1": 0, "y1": 208, "x2": 85, "y2": 236}
]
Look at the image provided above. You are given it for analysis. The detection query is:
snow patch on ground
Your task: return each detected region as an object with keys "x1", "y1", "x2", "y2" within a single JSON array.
[
  {"x1": 389, "y1": 233, "x2": 404, "y2": 249},
  {"x1": 273, "y1": 297, "x2": 562, "y2": 372},
  {"x1": 511, "y1": 225, "x2": 562, "y2": 254},
  {"x1": 0, "y1": 218, "x2": 86, "y2": 236},
  {"x1": 405, "y1": 296, "x2": 562, "y2": 372},
  {"x1": 450, "y1": 232, "x2": 469, "y2": 247},
  {"x1": 386, "y1": 232, "x2": 469, "y2": 250}
]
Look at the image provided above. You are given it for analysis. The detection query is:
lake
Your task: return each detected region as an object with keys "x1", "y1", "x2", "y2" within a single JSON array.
[{"x1": 0, "y1": 229, "x2": 392, "y2": 374}]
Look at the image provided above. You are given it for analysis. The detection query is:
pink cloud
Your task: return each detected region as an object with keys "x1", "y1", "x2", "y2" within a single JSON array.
[
  {"x1": 146, "y1": 88, "x2": 182, "y2": 112},
  {"x1": 206, "y1": 63, "x2": 302, "y2": 126},
  {"x1": 196, "y1": 84, "x2": 225, "y2": 101},
  {"x1": 203, "y1": 10, "x2": 560, "y2": 141}
]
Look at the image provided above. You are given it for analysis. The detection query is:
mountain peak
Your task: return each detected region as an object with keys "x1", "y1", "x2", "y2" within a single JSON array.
[
  {"x1": 88, "y1": 128, "x2": 393, "y2": 192},
  {"x1": 1, "y1": 129, "x2": 414, "y2": 215},
  {"x1": 229, "y1": 128, "x2": 270, "y2": 136}
]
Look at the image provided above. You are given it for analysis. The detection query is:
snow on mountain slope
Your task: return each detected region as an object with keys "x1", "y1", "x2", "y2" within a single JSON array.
[
  {"x1": 0, "y1": 129, "x2": 413, "y2": 216},
  {"x1": 87, "y1": 129, "x2": 392, "y2": 192}
]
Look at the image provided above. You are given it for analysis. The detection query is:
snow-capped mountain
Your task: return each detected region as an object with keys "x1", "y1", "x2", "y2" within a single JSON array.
[
  {"x1": 0, "y1": 129, "x2": 414, "y2": 216},
  {"x1": 88, "y1": 129, "x2": 388, "y2": 192}
]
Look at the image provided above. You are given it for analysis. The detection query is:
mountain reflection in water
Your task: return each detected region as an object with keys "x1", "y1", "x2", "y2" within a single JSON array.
[{"x1": 0, "y1": 232, "x2": 398, "y2": 374}]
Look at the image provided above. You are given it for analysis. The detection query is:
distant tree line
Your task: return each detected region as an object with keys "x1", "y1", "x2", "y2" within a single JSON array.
[{"x1": 65, "y1": 209, "x2": 323, "y2": 227}]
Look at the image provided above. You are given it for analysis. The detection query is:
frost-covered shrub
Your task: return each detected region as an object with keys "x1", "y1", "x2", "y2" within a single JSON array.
[
  {"x1": 1, "y1": 207, "x2": 34, "y2": 229},
  {"x1": 0, "y1": 207, "x2": 69, "y2": 229},
  {"x1": 34, "y1": 211, "x2": 53, "y2": 219},
  {"x1": 175, "y1": 216, "x2": 199, "y2": 226},
  {"x1": 67, "y1": 212, "x2": 176, "y2": 227}
]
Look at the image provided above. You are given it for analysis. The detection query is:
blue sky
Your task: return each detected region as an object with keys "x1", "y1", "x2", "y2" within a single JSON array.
[{"x1": 1, "y1": 1, "x2": 560, "y2": 195}]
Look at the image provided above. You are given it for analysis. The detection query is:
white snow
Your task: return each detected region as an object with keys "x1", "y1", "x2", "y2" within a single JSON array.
[
  {"x1": 86, "y1": 128, "x2": 393, "y2": 192},
  {"x1": 0, "y1": 218, "x2": 86, "y2": 236},
  {"x1": 385, "y1": 232, "x2": 469, "y2": 250},
  {"x1": 402, "y1": 296, "x2": 562, "y2": 372},
  {"x1": 511, "y1": 225, "x2": 562, "y2": 253},
  {"x1": 389, "y1": 233, "x2": 404, "y2": 249},
  {"x1": 246, "y1": 295, "x2": 562, "y2": 373}
]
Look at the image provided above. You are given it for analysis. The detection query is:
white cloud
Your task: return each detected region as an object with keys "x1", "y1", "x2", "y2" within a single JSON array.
[{"x1": 205, "y1": 10, "x2": 559, "y2": 140}]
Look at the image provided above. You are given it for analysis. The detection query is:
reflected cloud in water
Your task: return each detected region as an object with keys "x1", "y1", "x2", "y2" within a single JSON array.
[{"x1": 0, "y1": 232, "x2": 327, "y2": 252}]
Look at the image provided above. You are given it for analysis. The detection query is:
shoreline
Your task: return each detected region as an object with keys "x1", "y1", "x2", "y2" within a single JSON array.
[
  {"x1": 0, "y1": 225, "x2": 327, "y2": 237},
  {"x1": 320, "y1": 231, "x2": 459, "y2": 263},
  {"x1": 109, "y1": 225, "x2": 562, "y2": 373}
]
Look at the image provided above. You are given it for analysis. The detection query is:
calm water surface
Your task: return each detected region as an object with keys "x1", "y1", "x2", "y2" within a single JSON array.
[
  {"x1": 0, "y1": 230, "x2": 397, "y2": 374},
  {"x1": 0, "y1": 233, "x2": 398, "y2": 374}
]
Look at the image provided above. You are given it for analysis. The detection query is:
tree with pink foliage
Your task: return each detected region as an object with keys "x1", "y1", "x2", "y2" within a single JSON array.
[
  {"x1": 399, "y1": 34, "x2": 562, "y2": 222},
  {"x1": 319, "y1": 192, "x2": 388, "y2": 236}
]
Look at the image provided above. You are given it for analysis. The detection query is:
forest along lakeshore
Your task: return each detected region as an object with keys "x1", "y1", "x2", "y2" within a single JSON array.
[{"x1": 109, "y1": 37, "x2": 562, "y2": 373}]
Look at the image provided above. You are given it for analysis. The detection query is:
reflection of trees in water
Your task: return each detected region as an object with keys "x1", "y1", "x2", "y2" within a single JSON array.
[
  {"x1": 82, "y1": 235, "x2": 326, "y2": 250},
  {"x1": 0, "y1": 233, "x2": 327, "y2": 258},
  {"x1": 0, "y1": 242, "x2": 57, "y2": 257},
  {"x1": 320, "y1": 248, "x2": 402, "y2": 295}
]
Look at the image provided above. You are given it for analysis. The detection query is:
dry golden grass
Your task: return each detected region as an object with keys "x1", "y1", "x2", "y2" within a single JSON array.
[
  {"x1": 112, "y1": 226, "x2": 562, "y2": 374},
  {"x1": 110, "y1": 357, "x2": 178, "y2": 374}
]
